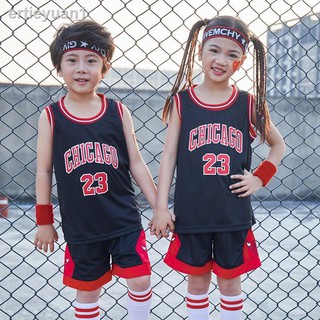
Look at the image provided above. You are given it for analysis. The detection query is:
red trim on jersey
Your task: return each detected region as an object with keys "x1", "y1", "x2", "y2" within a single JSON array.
[
  {"x1": 188, "y1": 85, "x2": 239, "y2": 111},
  {"x1": 174, "y1": 94, "x2": 182, "y2": 120},
  {"x1": 116, "y1": 101, "x2": 124, "y2": 120},
  {"x1": 45, "y1": 106, "x2": 55, "y2": 132},
  {"x1": 58, "y1": 93, "x2": 107, "y2": 124},
  {"x1": 212, "y1": 229, "x2": 261, "y2": 278},
  {"x1": 248, "y1": 93, "x2": 257, "y2": 140},
  {"x1": 164, "y1": 234, "x2": 212, "y2": 275}
]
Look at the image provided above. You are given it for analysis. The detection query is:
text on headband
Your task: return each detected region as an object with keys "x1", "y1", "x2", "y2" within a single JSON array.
[
  {"x1": 202, "y1": 26, "x2": 249, "y2": 53},
  {"x1": 62, "y1": 40, "x2": 106, "y2": 59}
]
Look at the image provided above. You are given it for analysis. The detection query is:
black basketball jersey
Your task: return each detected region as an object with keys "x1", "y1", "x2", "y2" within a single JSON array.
[
  {"x1": 46, "y1": 94, "x2": 142, "y2": 244},
  {"x1": 173, "y1": 85, "x2": 257, "y2": 233}
]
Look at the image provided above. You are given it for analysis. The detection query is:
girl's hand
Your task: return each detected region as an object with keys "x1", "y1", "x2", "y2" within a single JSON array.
[
  {"x1": 229, "y1": 169, "x2": 263, "y2": 197},
  {"x1": 149, "y1": 209, "x2": 175, "y2": 239},
  {"x1": 34, "y1": 225, "x2": 59, "y2": 253}
]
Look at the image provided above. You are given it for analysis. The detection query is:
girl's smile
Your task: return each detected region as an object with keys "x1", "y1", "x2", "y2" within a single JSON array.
[{"x1": 199, "y1": 37, "x2": 246, "y2": 84}]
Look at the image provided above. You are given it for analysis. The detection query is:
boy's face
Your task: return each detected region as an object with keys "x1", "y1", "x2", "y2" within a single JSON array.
[{"x1": 58, "y1": 50, "x2": 109, "y2": 95}]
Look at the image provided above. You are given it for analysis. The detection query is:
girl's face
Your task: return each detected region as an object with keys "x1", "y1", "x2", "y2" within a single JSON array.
[
  {"x1": 198, "y1": 37, "x2": 246, "y2": 85},
  {"x1": 58, "y1": 50, "x2": 109, "y2": 96}
]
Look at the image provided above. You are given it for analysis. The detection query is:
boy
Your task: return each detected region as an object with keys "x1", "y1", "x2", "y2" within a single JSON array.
[{"x1": 34, "y1": 20, "x2": 157, "y2": 320}]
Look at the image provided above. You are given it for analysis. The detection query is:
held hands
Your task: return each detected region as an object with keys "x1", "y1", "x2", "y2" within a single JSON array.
[
  {"x1": 149, "y1": 209, "x2": 175, "y2": 239},
  {"x1": 34, "y1": 225, "x2": 59, "y2": 253},
  {"x1": 229, "y1": 169, "x2": 263, "y2": 197}
]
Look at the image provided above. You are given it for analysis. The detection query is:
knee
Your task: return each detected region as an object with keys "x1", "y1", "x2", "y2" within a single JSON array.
[
  {"x1": 127, "y1": 275, "x2": 151, "y2": 292},
  {"x1": 187, "y1": 272, "x2": 212, "y2": 295},
  {"x1": 76, "y1": 288, "x2": 101, "y2": 303},
  {"x1": 217, "y1": 276, "x2": 241, "y2": 296}
]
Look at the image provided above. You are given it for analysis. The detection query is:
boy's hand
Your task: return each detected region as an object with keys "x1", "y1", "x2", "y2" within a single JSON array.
[
  {"x1": 149, "y1": 209, "x2": 175, "y2": 239},
  {"x1": 229, "y1": 169, "x2": 263, "y2": 197},
  {"x1": 34, "y1": 225, "x2": 58, "y2": 253}
]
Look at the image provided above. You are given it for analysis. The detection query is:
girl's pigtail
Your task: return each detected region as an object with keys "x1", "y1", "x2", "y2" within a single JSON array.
[
  {"x1": 250, "y1": 34, "x2": 270, "y2": 142},
  {"x1": 162, "y1": 19, "x2": 209, "y2": 122}
]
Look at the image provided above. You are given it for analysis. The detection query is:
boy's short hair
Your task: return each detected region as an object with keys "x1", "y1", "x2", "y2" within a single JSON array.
[{"x1": 50, "y1": 20, "x2": 115, "y2": 73}]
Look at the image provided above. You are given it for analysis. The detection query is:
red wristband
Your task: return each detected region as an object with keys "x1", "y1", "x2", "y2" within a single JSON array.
[
  {"x1": 253, "y1": 160, "x2": 277, "y2": 187},
  {"x1": 36, "y1": 204, "x2": 54, "y2": 225}
]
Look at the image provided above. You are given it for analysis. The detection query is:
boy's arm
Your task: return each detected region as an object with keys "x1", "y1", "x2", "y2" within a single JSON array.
[
  {"x1": 121, "y1": 105, "x2": 157, "y2": 210},
  {"x1": 34, "y1": 110, "x2": 58, "y2": 253}
]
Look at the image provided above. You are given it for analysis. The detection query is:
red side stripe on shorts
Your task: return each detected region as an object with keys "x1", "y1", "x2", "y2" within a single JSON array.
[
  {"x1": 186, "y1": 296, "x2": 209, "y2": 309},
  {"x1": 128, "y1": 289, "x2": 152, "y2": 302}
]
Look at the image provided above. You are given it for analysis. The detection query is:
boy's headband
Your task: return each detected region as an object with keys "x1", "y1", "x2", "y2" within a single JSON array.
[
  {"x1": 62, "y1": 40, "x2": 106, "y2": 59},
  {"x1": 202, "y1": 26, "x2": 249, "y2": 53}
]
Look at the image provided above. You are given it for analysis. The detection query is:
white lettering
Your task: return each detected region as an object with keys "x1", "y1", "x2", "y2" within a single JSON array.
[{"x1": 188, "y1": 123, "x2": 243, "y2": 153}]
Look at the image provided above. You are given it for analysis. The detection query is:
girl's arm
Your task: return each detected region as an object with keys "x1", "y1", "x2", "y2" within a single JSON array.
[
  {"x1": 230, "y1": 111, "x2": 286, "y2": 197},
  {"x1": 34, "y1": 110, "x2": 59, "y2": 252},
  {"x1": 151, "y1": 100, "x2": 181, "y2": 238},
  {"x1": 121, "y1": 105, "x2": 157, "y2": 210}
]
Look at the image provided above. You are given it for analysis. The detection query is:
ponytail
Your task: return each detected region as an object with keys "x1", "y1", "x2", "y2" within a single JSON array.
[
  {"x1": 162, "y1": 19, "x2": 209, "y2": 122},
  {"x1": 250, "y1": 34, "x2": 270, "y2": 142}
]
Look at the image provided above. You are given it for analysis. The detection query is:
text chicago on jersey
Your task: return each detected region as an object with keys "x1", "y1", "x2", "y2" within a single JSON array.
[
  {"x1": 64, "y1": 142, "x2": 119, "y2": 174},
  {"x1": 188, "y1": 123, "x2": 243, "y2": 153}
]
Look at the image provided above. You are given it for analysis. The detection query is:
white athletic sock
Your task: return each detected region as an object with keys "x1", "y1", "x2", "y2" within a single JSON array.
[
  {"x1": 219, "y1": 294, "x2": 243, "y2": 320},
  {"x1": 186, "y1": 292, "x2": 209, "y2": 320},
  {"x1": 127, "y1": 285, "x2": 152, "y2": 320},
  {"x1": 74, "y1": 301, "x2": 100, "y2": 319}
]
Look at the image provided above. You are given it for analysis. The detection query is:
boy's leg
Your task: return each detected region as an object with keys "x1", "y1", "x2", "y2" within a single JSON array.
[
  {"x1": 126, "y1": 275, "x2": 152, "y2": 320},
  {"x1": 63, "y1": 243, "x2": 112, "y2": 319},
  {"x1": 186, "y1": 272, "x2": 211, "y2": 320},
  {"x1": 74, "y1": 288, "x2": 101, "y2": 320},
  {"x1": 217, "y1": 276, "x2": 243, "y2": 320},
  {"x1": 111, "y1": 230, "x2": 152, "y2": 320}
]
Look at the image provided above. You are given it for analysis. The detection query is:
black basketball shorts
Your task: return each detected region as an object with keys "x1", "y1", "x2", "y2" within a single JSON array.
[
  {"x1": 164, "y1": 229, "x2": 261, "y2": 278},
  {"x1": 63, "y1": 230, "x2": 151, "y2": 291}
]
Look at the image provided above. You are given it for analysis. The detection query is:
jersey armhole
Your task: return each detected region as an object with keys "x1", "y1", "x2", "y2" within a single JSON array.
[
  {"x1": 116, "y1": 101, "x2": 124, "y2": 120},
  {"x1": 45, "y1": 106, "x2": 55, "y2": 133},
  {"x1": 173, "y1": 94, "x2": 182, "y2": 121}
]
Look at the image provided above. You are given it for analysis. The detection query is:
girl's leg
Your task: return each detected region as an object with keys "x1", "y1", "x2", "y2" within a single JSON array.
[
  {"x1": 217, "y1": 276, "x2": 243, "y2": 320},
  {"x1": 74, "y1": 288, "x2": 102, "y2": 319},
  {"x1": 126, "y1": 275, "x2": 152, "y2": 320},
  {"x1": 186, "y1": 272, "x2": 212, "y2": 320}
]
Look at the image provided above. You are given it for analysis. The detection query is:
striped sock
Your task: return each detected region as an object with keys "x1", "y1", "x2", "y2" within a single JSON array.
[
  {"x1": 127, "y1": 285, "x2": 152, "y2": 320},
  {"x1": 74, "y1": 301, "x2": 100, "y2": 319},
  {"x1": 219, "y1": 294, "x2": 243, "y2": 320},
  {"x1": 186, "y1": 292, "x2": 209, "y2": 320}
]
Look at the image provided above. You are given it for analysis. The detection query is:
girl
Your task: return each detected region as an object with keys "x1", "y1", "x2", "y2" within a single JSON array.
[{"x1": 150, "y1": 16, "x2": 285, "y2": 320}]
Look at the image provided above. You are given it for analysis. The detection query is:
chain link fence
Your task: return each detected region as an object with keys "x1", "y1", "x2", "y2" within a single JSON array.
[{"x1": 1, "y1": 0, "x2": 319, "y2": 319}]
